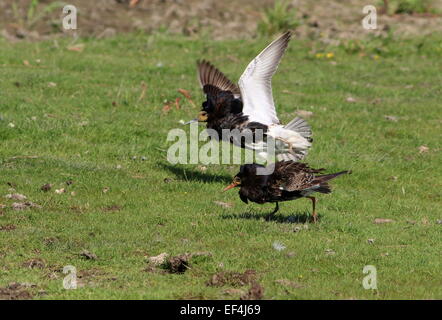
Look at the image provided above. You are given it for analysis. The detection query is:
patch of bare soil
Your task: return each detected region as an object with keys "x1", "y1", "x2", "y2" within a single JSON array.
[
  {"x1": 0, "y1": 282, "x2": 34, "y2": 300},
  {"x1": 0, "y1": 0, "x2": 440, "y2": 41},
  {"x1": 240, "y1": 281, "x2": 264, "y2": 300},
  {"x1": 0, "y1": 224, "x2": 17, "y2": 231},
  {"x1": 22, "y1": 258, "x2": 46, "y2": 269},
  {"x1": 207, "y1": 270, "x2": 257, "y2": 287},
  {"x1": 102, "y1": 204, "x2": 122, "y2": 212}
]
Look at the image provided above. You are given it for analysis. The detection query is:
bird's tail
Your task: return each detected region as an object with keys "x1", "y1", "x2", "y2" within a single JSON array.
[
  {"x1": 274, "y1": 117, "x2": 313, "y2": 162},
  {"x1": 284, "y1": 117, "x2": 312, "y2": 142},
  {"x1": 314, "y1": 170, "x2": 351, "y2": 194}
]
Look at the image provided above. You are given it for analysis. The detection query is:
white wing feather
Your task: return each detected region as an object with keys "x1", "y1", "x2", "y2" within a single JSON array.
[{"x1": 238, "y1": 31, "x2": 291, "y2": 126}]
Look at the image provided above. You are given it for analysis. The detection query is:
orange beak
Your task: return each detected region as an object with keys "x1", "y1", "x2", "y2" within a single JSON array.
[{"x1": 223, "y1": 181, "x2": 239, "y2": 192}]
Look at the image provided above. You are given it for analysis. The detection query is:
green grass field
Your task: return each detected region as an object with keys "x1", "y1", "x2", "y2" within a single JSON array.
[{"x1": 0, "y1": 33, "x2": 441, "y2": 299}]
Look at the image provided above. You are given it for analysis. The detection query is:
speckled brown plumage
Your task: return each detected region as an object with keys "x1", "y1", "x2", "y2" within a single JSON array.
[{"x1": 224, "y1": 161, "x2": 350, "y2": 222}]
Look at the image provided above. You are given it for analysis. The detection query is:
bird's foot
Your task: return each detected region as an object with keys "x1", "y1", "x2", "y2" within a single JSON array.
[{"x1": 311, "y1": 212, "x2": 318, "y2": 224}]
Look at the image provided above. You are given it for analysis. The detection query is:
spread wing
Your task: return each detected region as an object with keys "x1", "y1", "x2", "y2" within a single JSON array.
[
  {"x1": 238, "y1": 31, "x2": 291, "y2": 126},
  {"x1": 197, "y1": 60, "x2": 241, "y2": 98}
]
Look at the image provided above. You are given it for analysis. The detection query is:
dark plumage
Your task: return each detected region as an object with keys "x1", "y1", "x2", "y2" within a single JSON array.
[
  {"x1": 223, "y1": 161, "x2": 350, "y2": 222},
  {"x1": 187, "y1": 31, "x2": 313, "y2": 162}
]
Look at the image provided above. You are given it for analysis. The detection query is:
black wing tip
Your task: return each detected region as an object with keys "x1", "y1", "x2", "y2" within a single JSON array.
[
  {"x1": 196, "y1": 59, "x2": 209, "y2": 67},
  {"x1": 280, "y1": 30, "x2": 292, "y2": 41}
]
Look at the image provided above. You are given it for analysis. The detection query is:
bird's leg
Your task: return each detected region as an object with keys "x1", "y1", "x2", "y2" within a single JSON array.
[
  {"x1": 265, "y1": 202, "x2": 279, "y2": 221},
  {"x1": 307, "y1": 197, "x2": 317, "y2": 223}
]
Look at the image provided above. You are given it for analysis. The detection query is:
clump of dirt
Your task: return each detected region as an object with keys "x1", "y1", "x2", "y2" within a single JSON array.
[
  {"x1": 4, "y1": 193, "x2": 27, "y2": 201},
  {"x1": 43, "y1": 237, "x2": 59, "y2": 246},
  {"x1": 164, "y1": 254, "x2": 190, "y2": 274},
  {"x1": 40, "y1": 183, "x2": 52, "y2": 192},
  {"x1": 80, "y1": 250, "x2": 97, "y2": 260},
  {"x1": 240, "y1": 281, "x2": 264, "y2": 300},
  {"x1": 0, "y1": 224, "x2": 17, "y2": 231},
  {"x1": 22, "y1": 258, "x2": 46, "y2": 269},
  {"x1": 11, "y1": 202, "x2": 41, "y2": 210},
  {"x1": 102, "y1": 204, "x2": 122, "y2": 212},
  {"x1": 0, "y1": 283, "x2": 33, "y2": 300},
  {"x1": 145, "y1": 251, "x2": 212, "y2": 274},
  {"x1": 207, "y1": 270, "x2": 257, "y2": 287}
]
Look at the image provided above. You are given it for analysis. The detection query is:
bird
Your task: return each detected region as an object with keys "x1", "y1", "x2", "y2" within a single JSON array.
[
  {"x1": 186, "y1": 31, "x2": 312, "y2": 162},
  {"x1": 223, "y1": 161, "x2": 350, "y2": 223}
]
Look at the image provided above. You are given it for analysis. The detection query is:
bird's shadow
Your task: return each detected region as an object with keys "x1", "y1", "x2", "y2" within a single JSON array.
[
  {"x1": 159, "y1": 163, "x2": 233, "y2": 184},
  {"x1": 221, "y1": 210, "x2": 318, "y2": 224}
]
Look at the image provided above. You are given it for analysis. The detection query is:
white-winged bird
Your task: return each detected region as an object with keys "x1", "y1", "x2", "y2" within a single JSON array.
[
  {"x1": 187, "y1": 31, "x2": 312, "y2": 162},
  {"x1": 223, "y1": 161, "x2": 349, "y2": 223}
]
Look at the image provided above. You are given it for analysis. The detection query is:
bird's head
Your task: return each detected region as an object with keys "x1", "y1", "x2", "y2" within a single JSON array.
[
  {"x1": 197, "y1": 111, "x2": 208, "y2": 122},
  {"x1": 184, "y1": 111, "x2": 208, "y2": 125},
  {"x1": 223, "y1": 175, "x2": 241, "y2": 192}
]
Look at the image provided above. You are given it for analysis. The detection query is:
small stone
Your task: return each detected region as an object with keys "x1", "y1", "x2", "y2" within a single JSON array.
[
  {"x1": 418, "y1": 145, "x2": 429, "y2": 154},
  {"x1": 385, "y1": 115, "x2": 398, "y2": 122},
  {"x1": 374, "y1": 218, "x2": 394, "y2": 224},
  {"x1": 367, "y1": 239, "x2": 375, "y2": 244},
  {"x1": 55, "y1": 188, "x2": 65, "y2": 194}
]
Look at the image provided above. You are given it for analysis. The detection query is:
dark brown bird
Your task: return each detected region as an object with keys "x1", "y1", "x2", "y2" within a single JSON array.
[
  {"x1": 186, "y1": 31, "x2": 312, "y2": 162},
  {"x1": 223, "y1": 161, "x2": 350, "y2": 222}
]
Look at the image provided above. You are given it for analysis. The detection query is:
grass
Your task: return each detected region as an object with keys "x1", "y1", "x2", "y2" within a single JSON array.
[
  {"x1": 11, "y1": 0, "x2": 66, "y2": 30},
  {"x1": 0, "y1": 32, "x2": 441, "y2": 300},
  {"x1": 257, "y1": 0, "x2": 299, "y2": 36},
  {"x1": 379, "y1": 0, "x2": 438, "y2": 15}
]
